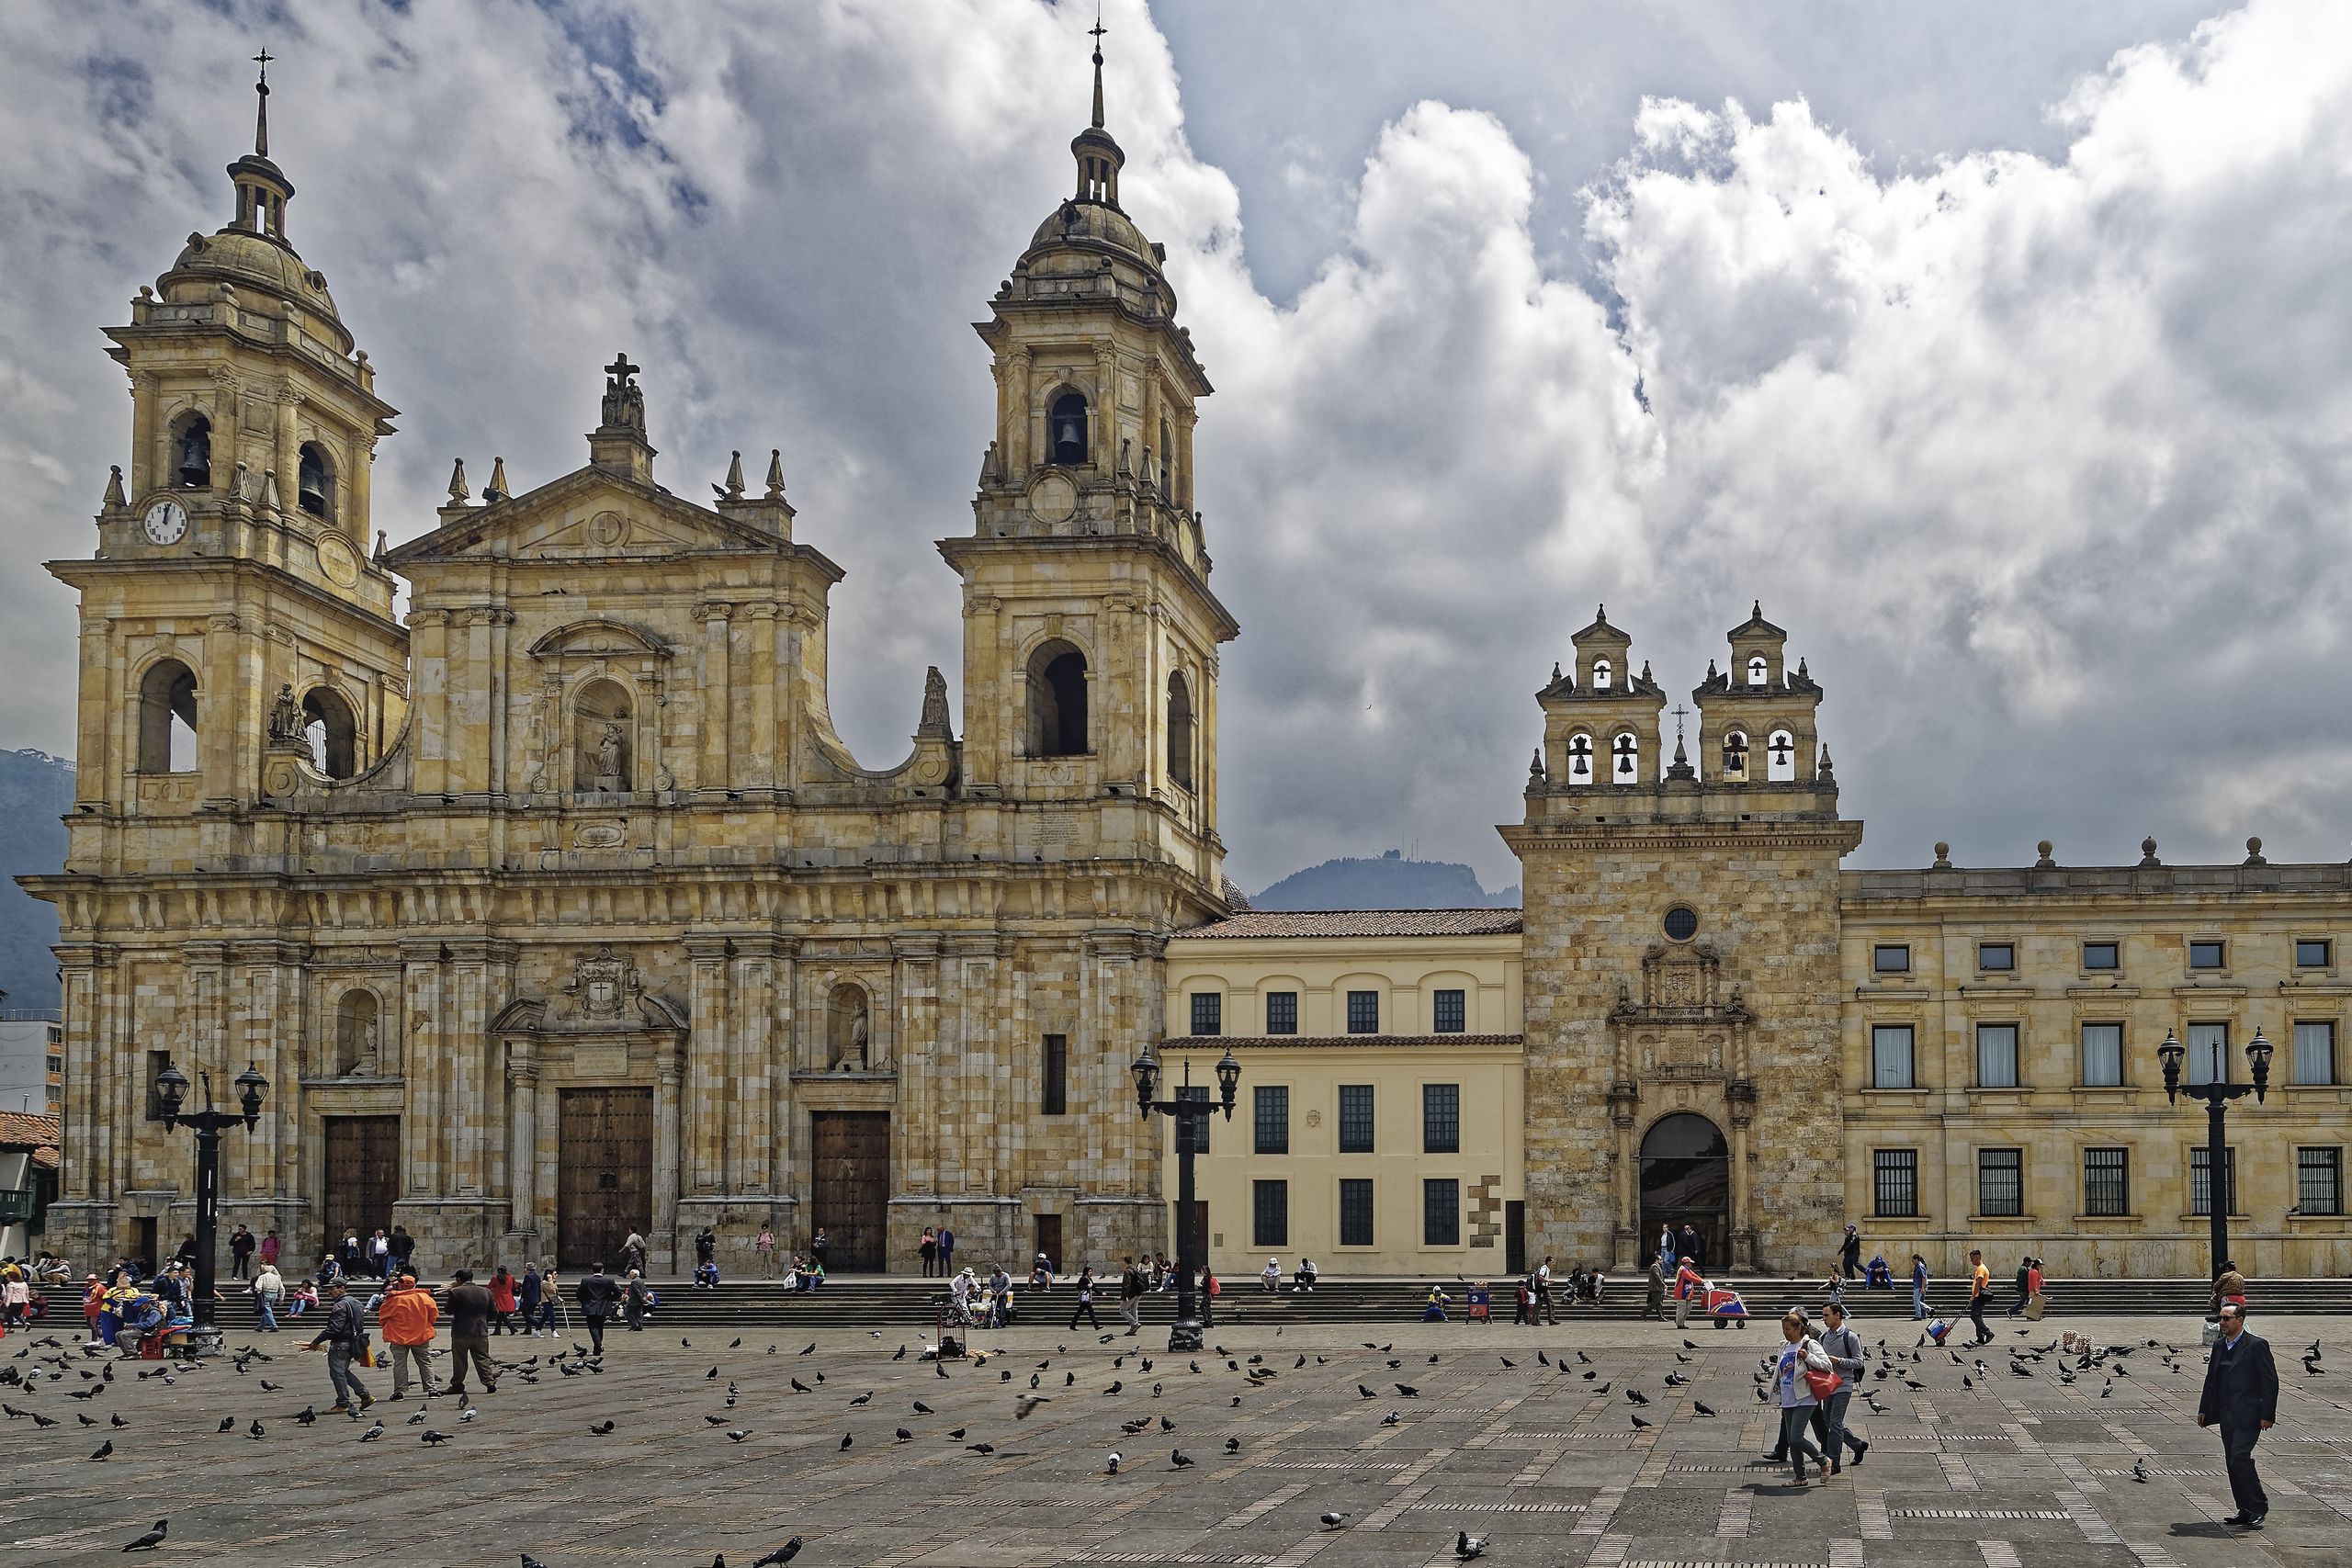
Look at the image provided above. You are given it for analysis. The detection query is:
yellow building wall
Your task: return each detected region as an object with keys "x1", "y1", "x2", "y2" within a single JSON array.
[{"x1": 1159, "y1": 929, "x2": 1525, "y2": 1278}]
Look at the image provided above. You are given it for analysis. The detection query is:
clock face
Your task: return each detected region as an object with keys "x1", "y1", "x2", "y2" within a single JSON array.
[{"x1": 141, "y1": 499, "x2": 188, "y2": 546}]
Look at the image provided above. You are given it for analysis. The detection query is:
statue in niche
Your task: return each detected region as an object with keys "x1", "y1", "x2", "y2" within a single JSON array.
[
  {"x1": 334, "y1": 989, "x2": 380, "y2": 1077},
  {"x1": 829, "y1": 983, "x2": 871, "y2": 1071},
  {"x1": 596, "y1": 722, "x2": 625, "y2": 790},
  {"x1": 268, "y1": 683, "x2": 304, "y2": 744}
]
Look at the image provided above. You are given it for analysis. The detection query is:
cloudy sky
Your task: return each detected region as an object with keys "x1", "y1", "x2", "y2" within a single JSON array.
[{"x1": 2, "y1": 0, "x2": 2346, "y2": 894}]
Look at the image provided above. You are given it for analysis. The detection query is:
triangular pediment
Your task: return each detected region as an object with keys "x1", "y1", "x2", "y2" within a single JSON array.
[{"x1": 385, "y1": 466, "x2": 795, "y2": 569}]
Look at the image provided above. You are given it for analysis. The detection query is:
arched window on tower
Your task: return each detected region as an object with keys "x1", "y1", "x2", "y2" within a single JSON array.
[
  {"x1": 1159, "y1": 416, "x2": 1175, "y2": 499},
  {"x1": 1167, "y1": 670, "x2": 1195, "y2": 791},
  {"x1": 171, "y1": 412, "x2": 212, "y2": 491},
  {"x1": 1611, "y1": 730, "x2": 1641, "y2": 782},
  {"x1": 1027, "y1": 640, "x2": 1090, "y2": 757},
  {"x1": 1767, "y1": 727, "x2": 1797, "y2": 783},
  {"x1": 1747, "y1": 654, "x2": 1769, "y2": 688},
  {"x1": 302, "y1": 687, "x2": 359, "y2": 780},
  {"x1": 573, "y1": 678, "x2": 635, "y2": 793},
  {"x1": 136, "y1": 660, "x2": 198, "y2": 773},
  {"x1": 1592, "y1": 657, "x2": 1612, "y2": 691},
  {"x1": 298, "y1": 442, "x2": 334, "y2": 521},
  {"x1": 1566, "y1": 732, "x2": 1595, "y2": 786},
  {"x1": 1721, "y1": 729, "x2": 1750, "y2": 781},
  {"x1": 1048, "y1": 392, "x2": 1089, "y2": 467}
]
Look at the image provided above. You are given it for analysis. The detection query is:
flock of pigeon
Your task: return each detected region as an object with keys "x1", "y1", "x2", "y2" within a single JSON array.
[{"x1": 1, "y1": 1314, "x2": 2324, "y2": 1561}]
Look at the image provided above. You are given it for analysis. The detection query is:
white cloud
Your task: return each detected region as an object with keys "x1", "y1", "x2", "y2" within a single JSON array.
[{"x1": 1, "y1": 0, "x2": 2346, "y2": 890}]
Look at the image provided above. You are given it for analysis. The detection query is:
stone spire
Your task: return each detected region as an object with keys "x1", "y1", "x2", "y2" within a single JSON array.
[
  {"x1": 226, "y1": 50, "x2": 296, "y2": 243},
  {"x1": 1070, "y1": 10, "x2": 1125, "y2": 206}
]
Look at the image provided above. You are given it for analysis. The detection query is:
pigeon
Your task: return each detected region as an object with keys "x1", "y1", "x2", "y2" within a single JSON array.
[
  {"x1": 1170, "y1": 1449, "x2": 1193, "y2": 1468},
  {"x1": 1576, "y1": 1351, "x2": 1590, "y2": 1363},
  {"x1": 1319, "y1": 1512, "x2": 1351, "y2": 1529},
  {"x1": 801, "y1": 1343, "x2": 817, "y2": 1356},
  {"x1": 1381, "y1": 1411, "x2": 1401, "y2": 1427},
  {"x1": 730, "y1": 1338, "x2": 742, "y2": 1349},
  {"x1": 1692, "y1": 1401, "x2": 1716, "y2": 1416},
  {"x1": 912, "y1": 1401, "x2": 934, "y2": 1414},
  {"x1": 1631, "y1": 1414, "x2": 1652, "y2": 1429},
  {"x1": 1106, "y1": 1450, "x2": 1122, "y2": 1474},
  {"x1": 1160, "y1": 1416, "x2": 1176, "y2": 1432},
  {"x1": 790, "y1": 1378, "x2": 812, "y2": 1394},
  {"x1": 750, "y1": 1541, "x2": 804, "y2": 1567},
  {"x1": 421, "y1": 1428, "x2": 452, "y2": 1444},
  {"x1": 590, "y1": 1419, "x2": 616, "y2": 1435},
  {"x1": 1536, "y1": 1351, "x2": 1551, "y2": 1366},
  {"x1": 121, "y1": 1519, "x2": 168, "y2": 1551},
  {"x1": 896, "y1": 1427, "x2": 913, "y2": 1441},
  {"x1": 1015, "y1": 1395, "x2": 1051, "y2": 1419},
  {"x1": 949, "y1": 1427, "x2": 967, "y2": 1440},
  {"x1": 839, "y1": 1433, "x2": 853, "y2": 1450},
  {"x1": 707, "y1": 1415, "x2": 733, "y2": 1426},
  {"x1": 1225, "y1": 1438, "x2": 1240, "y2": 1452},
  {"x1": 359, "y1": 1421, "x2": 385, "y2": 1441},
  {"x1": 1626, "y1": 1389, "x2": 1649, "y2": 1404},
  {"x1": 2132, "y1": 1459, "x2": 2149, "y2": 1483},
  {"x1": 1396, "y1": 1384, "x2": 1419, "y2": 1397},
  {"x1": 966, "y1": 1442, "x2": 996, "y2": 1455},
  {"x1": 524, "y1": 1556, "x2": 551, "y2": 1568},
  {"x1": 1594, "y1": 1382, "x2": 1611, "y2": 1394},
  {"x1": 1456, "y1": 1529, "x2": 1487, "y2": 1560},
  {"x1": 729, "y1": 1429, "x2": 750, "y2": 1442},
  {"x1": 249, "y1": 1419, "x2": 266, "y2": 1439},
  {"x1": 218, "y1": 1416, "x2": 236, "y2": 1433},
  {"x1": 89, "y1": 1438, "x2": 113, "y2": 1461},
  {"x1": 1105, "y1": 1381, "x2": 1124, "y2": 1395},
  {"x1": 893, "y1": 1345, "x2": 906, "y2": 1361},
  {"x1": 849, "y1": 1392, "x2": 872, "y2": 1406},
  {"x1": 1358, "y1": 1383, "x2": 1377, "y2": 1399}
]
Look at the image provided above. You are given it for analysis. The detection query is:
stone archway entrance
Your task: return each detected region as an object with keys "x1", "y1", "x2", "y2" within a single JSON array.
[{"x1": 1639, "y1": 1112, "x2": 1730, "y2": 1271}]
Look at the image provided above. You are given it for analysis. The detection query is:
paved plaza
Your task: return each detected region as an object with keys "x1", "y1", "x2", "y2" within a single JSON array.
[{"x1": 2, "y1": 1313, "x2": 2348, "y2": 1567}]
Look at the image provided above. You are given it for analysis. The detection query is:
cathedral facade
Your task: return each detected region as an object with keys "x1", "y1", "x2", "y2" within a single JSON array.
[{"x1": 28, "y1": 58, "x2": 1233, "y2": 1276}]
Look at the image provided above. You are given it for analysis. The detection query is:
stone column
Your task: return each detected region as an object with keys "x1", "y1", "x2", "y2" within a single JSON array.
[
  {"x1": 1006, "y1": 349, "x2": 1032, "y2": 473},
  {"x1": 349, "y1": 433, "x2": 376, "y2": 547},
  {"x1": 507, "y1": 1038, "x2": 538, "y2": 1235},
  {"x1": 399, "y1": 940, "x2": 446, "y2": 1198},
  {"x1": 1727, "y1": 1080, "x2": 1758, "y2": 1269},
  {"x1": 653, "y1": 1037, "x2": 684, "y2": 1271},
  {"x1": 200, "y1": 614, "x2": 242, "y2": 806},
  {"x1": 746, "y1": 603, "x2": 778, "y2": 791},
  {"x1": 410, "y1": 610, "x2": 452, "y2": 795},
  {"x1": 1609, "y1": 1077, "x2": 1639, "y2": 1272},
  {"x1": 683, "y1": 933, "x2": 733, "y2": 1195},
  {"x1": 698, "y1": 601, "x2": 732, "y2": 790},
  {"x1": 272, "y1": 381, "x2": 300, "y2": 513}
]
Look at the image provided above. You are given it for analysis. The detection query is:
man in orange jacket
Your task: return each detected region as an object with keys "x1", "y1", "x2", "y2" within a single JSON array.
[{"x1": 376, "y1": 1274, "x2": 440, "y2": 1400}]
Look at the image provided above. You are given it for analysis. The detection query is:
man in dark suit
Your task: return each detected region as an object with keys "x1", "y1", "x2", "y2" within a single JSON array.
[{"x1": 2196, "y1": 1302, "x2": 2278, "y2": 1529}]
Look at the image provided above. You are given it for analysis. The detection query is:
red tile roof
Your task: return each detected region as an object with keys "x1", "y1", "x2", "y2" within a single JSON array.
[
  {"x1": 0, "y1": 1110, "x2": 61, "y2": 1154},
  {"x1": 1172, "y1": 908, "x2": 1523, "y2": 940},
  {"x1": 1162, "y1": 1033, "x2": 1523, "y2": 1050}
]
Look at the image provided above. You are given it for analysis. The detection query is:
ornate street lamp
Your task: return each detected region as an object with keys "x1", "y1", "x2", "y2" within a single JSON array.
[
  {"x1": 2156, "y1": 1026, "x2": 2270, "y2": 1283},
  {"x1": 1131, "y1": 1044, "x2": 1240, "y2": 1351},
  {"x1": 155, "y1": 1059, "x2": 269, "y2": 1352}
]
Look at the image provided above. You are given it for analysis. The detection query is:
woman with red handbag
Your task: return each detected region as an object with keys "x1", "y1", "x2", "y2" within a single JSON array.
[{"x1": 1773, "y1": 1310, "x2": 1837, "y2": 1485}]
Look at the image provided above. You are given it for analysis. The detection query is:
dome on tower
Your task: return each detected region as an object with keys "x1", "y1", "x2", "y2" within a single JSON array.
[
  {"x1": 1017, "y1": 17, "x2": 1167, "y2": 280},
  {"x1": 1025, "y1": 197, "x2": 1159, "y2": 270}
]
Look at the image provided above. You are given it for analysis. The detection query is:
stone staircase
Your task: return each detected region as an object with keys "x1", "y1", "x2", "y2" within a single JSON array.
[{"x1": 209, "y1": 1273, "x2": 2352, "y2": 1332}]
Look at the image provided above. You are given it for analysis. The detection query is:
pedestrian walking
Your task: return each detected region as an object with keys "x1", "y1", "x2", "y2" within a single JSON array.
[
  {"x1": 577, "y1": 1264, "x2": 619, "y2": 1354},
  {"x1": 622, "y1": 1269, "x2": 652, "y2": 1330},
  {"x1": 489, "y1": 1266, "x2": 518, "y2": 1334},
  {"x1": 1965, "y1": 1249, "x2": 1993, "y2": 1344},
  {"x1": 445, "y1": 1269, "x2": 497, "y2": 1395},
  {"x1": 1068, "y1": 1266, "x2": 1102, "y2": 1329},
  {"x1": 1642, "y1": 1258, "x2": 1666, "y2": 1320},
  {"x1": 1816, "y1": 1301, "x2": 1870, "y2": 1472},
  {"x1": 1657, "y1": 1224, "x2": 1675, "y2": 1271},
  {"x1": 1673, "y1": 1258, "x2": 1702, "y2": 1330},
  {"x1": 757, "y1": 1224, "x2": 777, "y2": 1278},
  {"x1": 537, "y1": 1262, "x2": 563, "y2": 1336},
  {"x1": 2006, "y1": 1254, "x2": 2031, "y2": 1316},
  {"x1": 377, "y1": 1274, "x2": 440, "y2": 1400},
  {"x1": 519, "y1": 1263, "x2": 544, "y2": 1336},
  {"x1": 299, "y1": 1279, "x2": 374, "y2": 1417},
  {"x1": 2197, "y1": 1302, "x2": 2278, "y2": 1529},
  {"x1": 918, "y1": 1227, "x2": 937, "y2": 1278},
  {"x1": 1118, "y1": 1256, "x2": 1145, "y2": 1336},
  {"x1": 229, "y1": 1224, "x2": 254, "y2": 1281},
  {"x1": 1839, "y1": 1224, "x2": 1862, "y2": 1281},
  {"x1": 251, "y1": 1262, "x2": 285, "y2": 1331},
  {"x1": 1771, "y1": 1310, "x2": 1832, "y2": 1485},
  {"x1": 1535, "y1": 1256, "x2": 1558, "y2": 1325},
  {"x1": 1909, "y1": 1254, "x2": 1929, "y2": 1320},
  {"x1": 621, "y1": 1231, "x2": 648, "y2": 1276}
]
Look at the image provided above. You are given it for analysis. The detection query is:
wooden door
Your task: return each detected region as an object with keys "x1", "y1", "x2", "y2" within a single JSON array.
[
  {"x1": 322, "y1": 1115, "x2": 401, "y2": 1260},
  {"x1": 810, "y1": 1111, "x2": 889, "y2": 1270},
  {"x1": 1504, "y1": 1201, "x2": 1526, "y2": 1277},
  {"x1": 1035, "y1": 1213, "x2": 1064, "y2": 1273},
  {"x1": 557, "y1": 1089, "x2": 652, "y2": 1270}
]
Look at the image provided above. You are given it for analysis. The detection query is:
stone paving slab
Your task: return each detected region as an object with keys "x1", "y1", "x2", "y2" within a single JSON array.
[{"x1": 0, "y1": 1315, "x2": 2346, "y2": 1566}]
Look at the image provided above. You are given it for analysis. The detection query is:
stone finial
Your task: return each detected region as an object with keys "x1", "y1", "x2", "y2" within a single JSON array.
[
  {"x1": 259, "y1": 468, "x2": 281, "y2": 511},
  {"x1": 2139, "y1": 836, "x2": 2161, "y2": 867},
  {"x1": 1551, "y1": 661, "x2": 1562, "y2": 684},
  {"x1": 447, "y1": 457, "x2": 470, "y2": 503},
  {"x1": 764, "y1": 447, "x2": 786, "y2": 500},
  {"x1": 374, "y1": 530, "x2": 388, "y2": 561},
  {"x1": 717, "y1": 449, "x2": 745, "y2": 501},
  {"x1": 1707, "y1": 659, "x2": 1719, "y2": 682},
  {"x1": 1816, "y1": 743, "x2": 1835, "y2": 782},
  {"x1": 2244, "y1": 836, "x2": 2267, "y2": 866},
  {"x1": 1639, "y1": 660, "x2": 1653, "y2": 683},
  {"x1": 103, "y1": 465, "x2": 127, "y2": 509},
  {"x1": 2035, "y1": 839, "x2": 2056, "y2": 869},
  {"x1": 1796, "y1": 657, "x2": 1810, "y2": 682},
  {"x1": 1751, "y1": 598, "x2": 1763, "y2": 620},
  {"x1": 1529, "y1": 747, "x2": 1545, "y2": 784},
  {"x1": 483, "y1": 456, "x2": 510, "y2": 503},
  {"x1": 1931, "y1": 841, "x2": 1952, "y2": 869}
]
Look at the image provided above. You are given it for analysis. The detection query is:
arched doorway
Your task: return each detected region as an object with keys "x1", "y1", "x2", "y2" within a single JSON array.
[{"x1": 1639, "y1": 1112, "x2": 1730, "y2": 1270}]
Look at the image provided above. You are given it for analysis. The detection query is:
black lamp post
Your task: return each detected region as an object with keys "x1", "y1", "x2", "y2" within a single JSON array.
[
  {"x1": 154, "y1": 1059, "x2": 268, "y2": 1351},
  {"x1": 1131, "y1": 1044, "x2": 1239, "y2": 1351},
  {"x1": 2156, "y1": 1026, "x2": 2271, "y2": 1284}
]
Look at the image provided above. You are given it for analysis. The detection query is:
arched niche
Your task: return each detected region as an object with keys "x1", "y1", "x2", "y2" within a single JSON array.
[
  {"x1": 1167, "y1": 670, "x2": 1195, "y2": 791},
  {"x1": 1720, "y1": 728, "x2": 1750, "y2": 781},
  {"x1": 298, "y1": 441, "x2": 335, "y2": 522},
  {"x1": 1610, "y1": 728, "x2": 1641, "y2": 783},
  {"x1": 1565, "y1": 731, "x2": 1595, "y2": 786},
  {"x1": 1027, "y1": 639, "x2": 1089, "y2": 757},
  {"x1": 333, "y1": 987, "x2": 381, "y2": 1077},
  {"x1": 1047, "y1": 389, "x2": 1089, "y2": 466},
  {"x1": 137, "y1": 659, "x2": 198, "y2": 773},
  {"x1": 170, "y1": 410, "x2": 212, "y2": 491},
  {"x1": 1766, "y1": 727, "x2": 1797, "y2": 783},
  {"x1": 827, "y1": 982, "x2": 873, "y2": 1071},
  {"x1": 303, "y1": 686, "x2": 360, "y2": 780},
  {"x1": 574, "y1": 677, "x2": 634, "y2": 793}
]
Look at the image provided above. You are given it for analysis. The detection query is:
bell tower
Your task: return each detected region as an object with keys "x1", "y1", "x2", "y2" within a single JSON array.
[
  {"x1": 940, "y1": 23, "x2": 1238, "y2": 886},
  {"x1": 55, "y1": 56, "x2": 407, "y2": 817}
]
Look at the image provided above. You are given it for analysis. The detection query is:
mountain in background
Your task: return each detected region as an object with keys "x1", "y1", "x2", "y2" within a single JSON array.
[
  {"x1": 1251, "y1": 849, "x2": 1519, "y2": 911},
  {"x1": 0, "y1": 750, "x2": 73, "y2": 1013}
]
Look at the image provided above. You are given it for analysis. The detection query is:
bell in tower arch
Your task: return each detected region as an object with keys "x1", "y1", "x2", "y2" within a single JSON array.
[
  {"x1": 176, "y1": 416, "x2": 212, "y2": 490},
  {"x1": 1049, "y1": 391, "x2": 1089, "y2": 466}
]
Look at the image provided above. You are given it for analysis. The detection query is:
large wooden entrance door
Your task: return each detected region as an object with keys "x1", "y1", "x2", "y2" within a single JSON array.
[
  {"x1": 810, "y1": 1111, "x2": 888, "y2": 1270},
  {"x1": 322, "y1": 1115, "x2": 401, "y2": 1259},
  {"x1": 557, "y1": 1089, "x2": 652, "y2": 1270}
]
